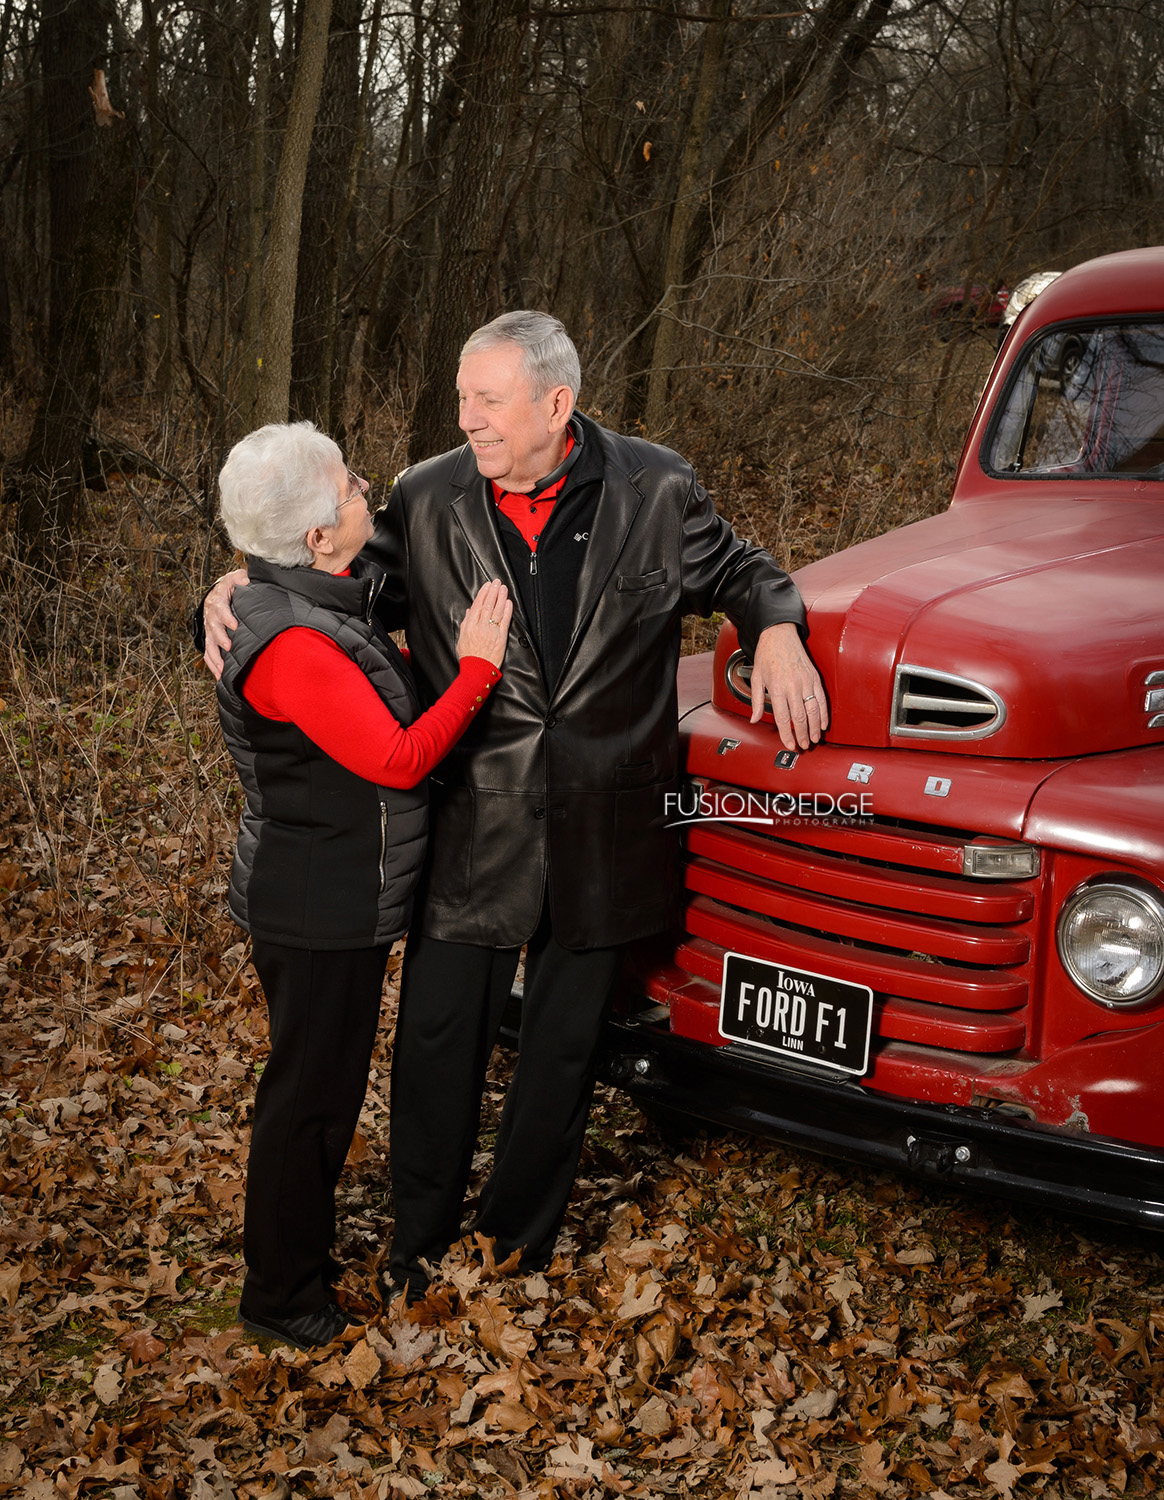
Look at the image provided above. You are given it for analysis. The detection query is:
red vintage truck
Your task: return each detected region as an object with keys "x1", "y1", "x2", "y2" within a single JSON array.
[{"x1": 604, "y1": 245, "x2": 1164, "y2": 1229}]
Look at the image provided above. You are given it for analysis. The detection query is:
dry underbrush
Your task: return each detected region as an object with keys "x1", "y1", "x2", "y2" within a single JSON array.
[{"x1": 4, "y1": 380, "x2": 1162, "y2": 1499}]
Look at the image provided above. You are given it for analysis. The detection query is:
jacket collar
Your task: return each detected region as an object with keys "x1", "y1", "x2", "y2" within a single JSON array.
[
  {"x1": 556, "y1": 416, "x2": 646, "y2": 690},
  {"x1": 443, "y1": 414, "x2": 648, "y2": 695},
  {"x1": 249, "y1": 554, "x2": 385, "y2": 624},
  {"x1": 445, "y1": 449, "x2": 527, "y2": 614}
]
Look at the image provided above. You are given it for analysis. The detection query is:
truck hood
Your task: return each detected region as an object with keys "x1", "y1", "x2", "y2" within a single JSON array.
[{"x1": 793, "y1": 496, "x2": 1164, "y2": 757}]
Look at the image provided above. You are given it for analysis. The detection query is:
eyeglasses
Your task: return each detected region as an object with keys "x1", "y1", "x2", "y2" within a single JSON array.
[{"x1": 337, "y1": 470, "x2": 368, "y2": 510}]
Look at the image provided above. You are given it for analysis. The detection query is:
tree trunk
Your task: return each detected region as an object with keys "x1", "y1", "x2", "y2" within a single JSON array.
[
  {"x1": 681, "y1": 0, "x2": 868, "y2": 288},
  {"x1": 38, "y1": 0, "x2": 115, "y2": 355},
  {"x1": 0, "y1": 237, "x2": 12, "y2": 379},
  {"x1": 288, "y1": 0, "x2": 359, "y2": 429},
  {"x1": 19, "y1": 65, "x2": 136, "y2": 556},
  {"x1": 407, "y1": 0, "x2": 529, "y2": 463},
  {"x1": 321, "y1": 0, "x2": 383, "y2": 440},
  {"x1": 238, "y1": 0, "x2": 272, "y2": 433},
  {"x1": 361, "y1": 0, "x2": 474, "y2": 393},
  {"x1": 556, "y1": 7, "x2": 632, "y2": 344},
  {"x1": 254, "y1": 0, "x2": 333, "y2": 428},
  {"x1": 643, "y1": 0, "x2": 730, "y2": 437},
  {"x1": 142, "y1": 0, "x2": 174, "y2": 399}
]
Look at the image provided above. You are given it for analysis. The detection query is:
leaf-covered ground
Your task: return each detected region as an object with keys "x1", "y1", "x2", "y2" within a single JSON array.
[
  {"x1": 2, "y1": 486, "x2": 1162, "y2": 1498},
  {"x1": 3, "y1": 941, "x2": 1164, "y2": 1500}
]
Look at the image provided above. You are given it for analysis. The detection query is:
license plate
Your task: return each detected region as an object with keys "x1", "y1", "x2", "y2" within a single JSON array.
[{"x1": 719, "y1": 952, "x2": 872, "y2": 1076}]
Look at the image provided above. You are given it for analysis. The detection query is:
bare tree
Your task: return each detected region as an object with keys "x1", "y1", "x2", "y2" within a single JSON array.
[
  {"x1": 0, "y1": 0, "x2": 1159, "y2": 550},
  {"x1": 643, "y1": 0, "x2": 730, "y2": 434},
  {"x1": 18, "y1": 0, "x2": 135, "y2": 559},
  {"x1": 288, "y1": 0, "x2": 360, "y2": 431},
  {"x1": 407, "y1": 0, "x2": 530, "y2": 461},
  {"x1": 253, "y1": 0, "x2": 333, "y2": 427}
]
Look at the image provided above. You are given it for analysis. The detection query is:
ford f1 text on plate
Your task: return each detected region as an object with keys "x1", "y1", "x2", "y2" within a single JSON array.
[{"x1": 601, "y1": 245, "x2": 1164, "y2": 1230}]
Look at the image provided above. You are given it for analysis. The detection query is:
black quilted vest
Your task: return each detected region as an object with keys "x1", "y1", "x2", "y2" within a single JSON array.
[{"x1": 216, "y1": 557, "x2": 427, "y2": 949}]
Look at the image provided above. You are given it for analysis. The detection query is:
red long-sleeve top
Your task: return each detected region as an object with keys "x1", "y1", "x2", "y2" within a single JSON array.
[{"x1": 243, "y1": 628, "x2": 500, "y2": 788}]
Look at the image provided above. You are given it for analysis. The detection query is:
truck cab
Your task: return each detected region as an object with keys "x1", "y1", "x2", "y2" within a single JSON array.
[{"x1": 605, "y1": 246, "x2": 1164, "y2": 1228}]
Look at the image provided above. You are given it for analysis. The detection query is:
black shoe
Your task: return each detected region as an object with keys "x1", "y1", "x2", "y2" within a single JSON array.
[
  {"x1": 378, "y1": 1273, "x2": 428, "y2": 1308},
  {"x1": 240, "y1": 1299, "x2": 353, "y2": 1350}
]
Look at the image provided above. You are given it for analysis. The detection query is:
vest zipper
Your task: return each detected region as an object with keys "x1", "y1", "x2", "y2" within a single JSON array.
[{"x1": 378, "y1": 800, "x2": 388, "y2": 894}]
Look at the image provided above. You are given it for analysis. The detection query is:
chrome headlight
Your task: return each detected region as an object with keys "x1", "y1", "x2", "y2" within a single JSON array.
[{"x1": 1057, "y1": 880, "x2": 1164, "y2": 1008}]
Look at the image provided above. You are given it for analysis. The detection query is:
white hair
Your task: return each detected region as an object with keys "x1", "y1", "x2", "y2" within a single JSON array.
[
  {"x1": 218, "y1": 421, "x2": 345, "y2": 567},
  {"x1": 461, "y1": 310, "x2": 581, "y2": 400}
]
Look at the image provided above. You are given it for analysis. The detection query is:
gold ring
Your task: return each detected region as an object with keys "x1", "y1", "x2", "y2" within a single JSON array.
[{"x1": 489, "y1": 618, "x2": 500, "y2": 625}]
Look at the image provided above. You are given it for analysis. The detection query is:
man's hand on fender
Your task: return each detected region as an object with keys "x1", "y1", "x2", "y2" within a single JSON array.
[
  {"x1": 203, "y1": 568, "x2": 249, "y2": 679},
  {"x1": 749, "y1": 621, "x2": 828, "y2": 751}
]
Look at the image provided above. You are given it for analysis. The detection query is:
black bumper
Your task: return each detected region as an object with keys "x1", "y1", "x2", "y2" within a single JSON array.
[{"x1": 599, "y1": 1015, "x2": 1164, "y2": 1232}]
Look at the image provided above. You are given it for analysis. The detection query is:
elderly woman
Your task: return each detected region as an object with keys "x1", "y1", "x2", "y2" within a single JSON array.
[{"x1": 215, "y1": 421, "x2": 511, "y2": 1351}]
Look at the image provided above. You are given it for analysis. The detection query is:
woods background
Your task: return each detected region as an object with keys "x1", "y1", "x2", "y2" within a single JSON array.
[{"x1": 3, "y1": 0, "x2": 1163, "y2": 563}]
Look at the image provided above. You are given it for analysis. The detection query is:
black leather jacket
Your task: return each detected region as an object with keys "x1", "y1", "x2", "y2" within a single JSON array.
[{"x1": 364, "y1": 415, "x2": 806, "y2": 949}]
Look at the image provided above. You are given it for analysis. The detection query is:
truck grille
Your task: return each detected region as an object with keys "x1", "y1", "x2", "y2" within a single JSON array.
[
  {"x1": 891, "y1": 665, "x2": 1006, "y2": 739},
  {"x1": 647, "y1": 802, "x2": 1039, "y2": 1070}
]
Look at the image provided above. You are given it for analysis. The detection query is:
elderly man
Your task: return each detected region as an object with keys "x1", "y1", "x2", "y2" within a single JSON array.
[{"x1": 202, "y1": 310, "x2": 826, "y2": 1300}]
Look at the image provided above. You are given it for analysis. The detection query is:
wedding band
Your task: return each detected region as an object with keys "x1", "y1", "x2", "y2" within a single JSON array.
[{"x1": 803, "y1": 695, "x2": 816, "y2": 702}]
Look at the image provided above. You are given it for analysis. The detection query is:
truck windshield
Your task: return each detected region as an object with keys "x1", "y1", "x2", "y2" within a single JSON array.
[{"x1": 987, "y1": 321, "x2": 1164, "y2": 478}]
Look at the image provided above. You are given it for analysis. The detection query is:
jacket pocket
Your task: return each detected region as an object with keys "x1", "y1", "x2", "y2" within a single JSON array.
[
  {"x1": 617, "y1": 568, "x2": 668, "y2": 592},
  {"x1": 614, "y1": 760, "x2": 657, "y2": 788},
  {"x1": 427, "y1": 783, "x2": 474, "y2": 907}
]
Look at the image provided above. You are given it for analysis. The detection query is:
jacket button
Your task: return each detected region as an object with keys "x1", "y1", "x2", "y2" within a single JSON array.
[
  {"x1": 518, "y1": 634, "x2": 530, "y2": 648},
  {"x1": 533, "y1": 806, "x2": 546, "y2": 819},
  {"x1": 544, "y1": 714, "x2": 556, "y2": 727}
]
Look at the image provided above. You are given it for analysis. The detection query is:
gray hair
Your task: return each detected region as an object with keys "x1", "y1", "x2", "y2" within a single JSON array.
[
  {"x1": 461, "y1": 310, "x2": 581, "y2": 400},
  {"x1": 218, "y1": 421, "x2": 345, "y2": 567}
]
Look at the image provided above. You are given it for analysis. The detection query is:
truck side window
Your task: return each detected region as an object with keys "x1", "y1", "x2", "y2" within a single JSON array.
[{"x1": 987, "y1": 321, "x2": 1164, "y2": 478}]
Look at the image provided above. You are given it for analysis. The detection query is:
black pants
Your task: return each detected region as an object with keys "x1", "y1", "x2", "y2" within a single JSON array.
[
  {"x1": 241, "y1": 938, "x2": 390, "y2": 1320},
  {"x1": 388, "y1": 907, "x2": 622, "y2": 1289}
]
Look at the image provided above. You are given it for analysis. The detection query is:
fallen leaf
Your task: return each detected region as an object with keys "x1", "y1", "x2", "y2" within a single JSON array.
[
  {"x1": 742, "y1": 1456, "x2": 797, "y2": 1489},
  {"x1": 383, "y1": 1321, "x2": 437, "y2": 1369},
  {"x1": 895, "y1": 1245, "x2": 935, "y2": 1265},
  {"x1": 984, "y1": 1457, "x2": 1024, "y2": 1498},
  {"x1": 617, "y1": 1271, "x2": 662, "y2": 1321},
  {"x1": 487, "y1": 1399, "x2": 537, "y2": 1432},
  {"x1": 985, "y1": 1370, "x2": 1036, "y2": 1404},
  {"x1": 751, "y1": 1406, "x2": 779, "y2": 1449},
  {"x1": 302, "y1": 1414, "x2": 351, "y2": 1465},
  {"x1": 786, "y1": 1386, "x2": 838, "y2": 1421},
  {"x1": 546, "y1": 1435, "x2": 606, "y2": 1480},
  {"x1": 469, "y1": 1296, "x2": 534, "y2": 1361},
  {"x1": 0, "y1": 1444, "x2": 24, "y2": 1483},
  {"x1": 93, "y1": 1361, "x2": 124, "y2": 1404},
  {"x1": 634, "y1": 1394, "x2": 672, "y2": 1436},
  {"x1": 377, "y1": 1475, "x2": 427, "y2": 1499},
  {"x1": 123, "y1": 1328, "x2": 167, "y2": 1364},
  {"x1": 0, "y1": 1262, "x2": 22, "y2": 1306},
  {"x1": 343, "y1": 1338, "x2": 381, "y2": 1390},
  {"x1": 858, "y1": 1439, "x2": 892, "y2": 1491},
  {"x1": 1020, "y1": 1290, "x2": 1063, "y2": 1322}
]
